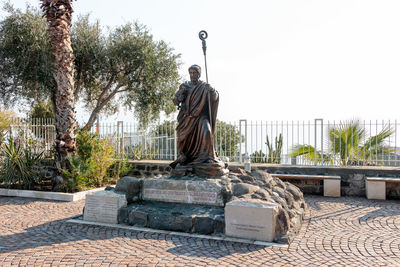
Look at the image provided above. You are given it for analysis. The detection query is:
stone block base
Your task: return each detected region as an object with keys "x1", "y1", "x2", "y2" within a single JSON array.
[
  {"x1": 84, "y1": 190, "x2": 127, "y2": 224},
  {"x1": 118, "y1": 202, "x2": 224, "y2": 235},
  {"x1": 225, "y1": 199, "x2": 279, "y2": 242},
  {"x1": 366, "y1": 180, "x2": 386, "y2": 200},
  {"x1": 324, "y1": 179, "x2": 341, "y2": 197}
]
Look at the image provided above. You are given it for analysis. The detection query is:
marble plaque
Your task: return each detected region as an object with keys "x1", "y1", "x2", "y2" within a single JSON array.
[
  {"x1": 142, "y1": 178, "x2": 225, "y2": 206},
  {"x1": 143, "y1": 189, "x2": 218, "y2": 204},
  {"x1": 225, "y1": 199, "x2": 279, "y2": 242},
  {"x1": 83, "y1": 190, "x2": 127, "y2": 224}
]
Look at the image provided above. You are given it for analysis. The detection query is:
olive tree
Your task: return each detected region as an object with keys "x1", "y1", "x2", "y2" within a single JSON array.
[{"x1": 0, "y1": 4, "x2": 181, "y2": 130}]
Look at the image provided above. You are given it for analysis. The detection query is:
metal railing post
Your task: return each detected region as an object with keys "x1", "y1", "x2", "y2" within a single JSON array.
[
  {"x1": 239, "y1": 119, "x2": 247, "y2": 163},
  {"x1": 121, "y1": 121, "x2": 124, "y2": 159},
  {"x1": 117, "y1": 121, "x2": 123, "y2": 156},
  {"x1": 96, "y1": 114, "x2": 100, "y2": 134},
  {"x1": 314, "y1": 118, "x2": 323, "y2": 165}
]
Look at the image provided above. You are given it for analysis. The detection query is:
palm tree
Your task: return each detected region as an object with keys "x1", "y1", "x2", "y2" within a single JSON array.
[
  {"x1": 41, "y1": 0, "x2": 78, "y2": 169},
  {"x1": 289, "y1": 144, "x2": 333, "y2": 165},
  {"x1": 290, "y1": 120, "x2": 394, "y2": 166}
]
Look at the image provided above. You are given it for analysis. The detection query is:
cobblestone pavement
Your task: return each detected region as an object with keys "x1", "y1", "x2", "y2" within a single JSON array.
[{"x1": 0, "y1": 195, "x2": 399, "y2": 267}]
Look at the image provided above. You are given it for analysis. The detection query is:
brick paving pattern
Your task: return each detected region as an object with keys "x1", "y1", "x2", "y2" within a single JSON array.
[{"x1": 0, "y1": 195, "x2": 399, "y2": 266}]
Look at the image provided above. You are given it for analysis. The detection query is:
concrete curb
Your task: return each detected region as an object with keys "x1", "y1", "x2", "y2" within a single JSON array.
[
  {"x1": 67, "y1": 218, "x2": 288, "y2": 248},
  {"x1": 0, "y1": 187, "x2": 105, "y2": 202}
]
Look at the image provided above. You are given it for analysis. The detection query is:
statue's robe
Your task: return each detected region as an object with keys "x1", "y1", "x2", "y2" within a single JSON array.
[{"x1": 175, "y1": 80, "x2": 219, "y2": 165}]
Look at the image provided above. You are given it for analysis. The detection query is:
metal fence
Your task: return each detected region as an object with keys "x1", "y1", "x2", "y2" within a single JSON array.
[
  {"x1": 92, "y1": 119, "x2": 400, "y2": 166},
  {"x1": 93, "y1": 121, "x2": 177, "y2": 161},
  {"x1": 237, "y1": 119, "x2": 400, "y2": 166},
  {"x1": 8, "y1": 118, "x2": 400, "y2": 166},
  {"x1": 7, "y1": 118, "x2": 56, "y2": 156}
]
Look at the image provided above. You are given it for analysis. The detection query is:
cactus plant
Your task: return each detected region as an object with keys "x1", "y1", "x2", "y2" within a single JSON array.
[{"x1": 266, "y1": 134, "x2": 283, "y2": 164}]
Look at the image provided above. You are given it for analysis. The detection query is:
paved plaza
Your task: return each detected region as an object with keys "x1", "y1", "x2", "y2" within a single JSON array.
[{"x1": 0, "y1": 195, "x2": 399, "y2": 266}]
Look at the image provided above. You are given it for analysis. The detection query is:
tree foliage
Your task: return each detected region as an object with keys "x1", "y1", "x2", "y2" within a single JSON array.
[
  {"x1": 0, "y1": 108, "x2": 15, "y2": 132},
  {"x1": 30, "y1": 100, "x2": 54, "y2": 119},
  {"x1": 0, "y1": 108, "x2": 16, "y2": 144},
  {"x1": 0, "y1": 3, "x2": 54, "y2": 105},
  {"x1": 0, "y1": 4, "x2": 181, "y2": 129},
  {"x1": 153, "y1": 120, "x2": 176, "y2": 137},
  {"x1": 215, "y1": 120, "x2": 243, "y2": 161}
]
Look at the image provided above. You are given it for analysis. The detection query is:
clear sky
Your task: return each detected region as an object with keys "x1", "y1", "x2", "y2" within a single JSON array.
[{"x1": 2, "y1": 0, "x2": 400, "y2": 124}]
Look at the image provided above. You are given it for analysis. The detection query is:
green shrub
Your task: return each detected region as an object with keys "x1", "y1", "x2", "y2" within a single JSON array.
[
  {"x1": 61, "y1": 130, "x2": 115, "y2": 192},
  {"x1": 61, "y1": 154, "x2": 95, "y2": 192},
  {"x1": 76, "y1": 130, "x2": 95, "y2": 161},
  {"x1": 107, "y1": 157, "x2": 132, "y2": 183},
  {"x1": 0, "y1": 137, "x2": 43, "y2": 189},
  {"x1": 251, "y1": 150, "x2": 267, "y2": 163}
]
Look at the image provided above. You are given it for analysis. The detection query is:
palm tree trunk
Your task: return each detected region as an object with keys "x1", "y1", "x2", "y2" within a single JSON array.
[{"x1": 41, "y1": 0, "x2": 77, "y2": 170}]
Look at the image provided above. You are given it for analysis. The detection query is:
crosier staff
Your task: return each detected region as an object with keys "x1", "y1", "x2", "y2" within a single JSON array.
[{"x1": 198, "y1": 30, "x2": 213, "y2": 135}]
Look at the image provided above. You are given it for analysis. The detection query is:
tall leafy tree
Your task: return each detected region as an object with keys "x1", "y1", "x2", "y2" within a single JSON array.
[
  {"x1": 290, "y1": 120, "x2": 394, "y2": 166},
  {"x1": 0, "y1": 4, "x2": 181, "y2": 130}
]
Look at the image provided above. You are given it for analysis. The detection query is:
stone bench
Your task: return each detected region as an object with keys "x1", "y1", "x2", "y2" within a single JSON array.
[
  {"x1": 270, "y1": 174, "x2": 341, "y2": 197},
  {"x1": 366, "y1": 177, "x2": 400, "y2": 200}
]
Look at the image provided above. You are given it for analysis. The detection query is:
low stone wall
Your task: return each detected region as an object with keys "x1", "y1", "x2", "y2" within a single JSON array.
[
  {"x1": 127, "y1": 160, "x2": 171, "y2": 177},
  {"x1": 126, "y1": 160, "x2": 400, "y2": 199},
  {"x1": 249, "y1": 164, "x2": 400, "y2": 198}
]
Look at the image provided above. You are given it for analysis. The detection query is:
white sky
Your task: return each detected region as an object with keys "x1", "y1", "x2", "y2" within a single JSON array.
[{"x1": 2, "y1": 0, "x2": 400, "y2": 124}]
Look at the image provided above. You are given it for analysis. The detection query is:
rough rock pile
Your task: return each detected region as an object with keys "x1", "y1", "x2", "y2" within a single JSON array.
[
  {"x1": 112, "y1": 168, "x2": 305, "y2": 243},
  {"x1": 227, "y1": 169, "x2": 305, "y2": 242}
]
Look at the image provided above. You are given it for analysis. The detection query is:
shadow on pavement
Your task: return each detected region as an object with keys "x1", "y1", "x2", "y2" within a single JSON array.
[
  {"x1": 166, "y1": 239, "x2": 265, "y2": 258},
  {"x1": 305, "y1": 195, "x2": 400, "y2": 222},
  {"x1": 0, "y1": 197, "x2": 266, "y2": 258}
]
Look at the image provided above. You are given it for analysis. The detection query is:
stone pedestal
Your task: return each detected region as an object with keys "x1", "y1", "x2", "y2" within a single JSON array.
[
  {"x1": 142, "y1": 178, "x2": 227, "y2": 206},
  {"x1": 225, "y1": 199, "x2": 279, "y2": 242},
  {"x1": 324, "y1": 179, "x2": 341, "y2": 197},
  {"x1": 83, "y1": 190, "x2": 127, "y2": 224},
  {"x1": 366, "y1": 180, "x2": 386, "y2": 200},
  {"x1": 82, "y1": 169, "x2": 305, "y2": 244}
]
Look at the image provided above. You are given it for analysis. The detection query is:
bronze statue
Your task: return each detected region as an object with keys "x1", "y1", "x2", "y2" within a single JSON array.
[{"x1": 170, "y1": 65, "x2": 227, "y2": 176}]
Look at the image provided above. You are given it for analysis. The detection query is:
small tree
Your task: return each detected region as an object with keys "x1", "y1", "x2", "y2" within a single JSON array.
[
  {"x1": 214, "y1": 120, "x2": 243, "y2": 161},
  {"x1": 0, "y1": 5, "x2": 181, "y2": 130}
]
